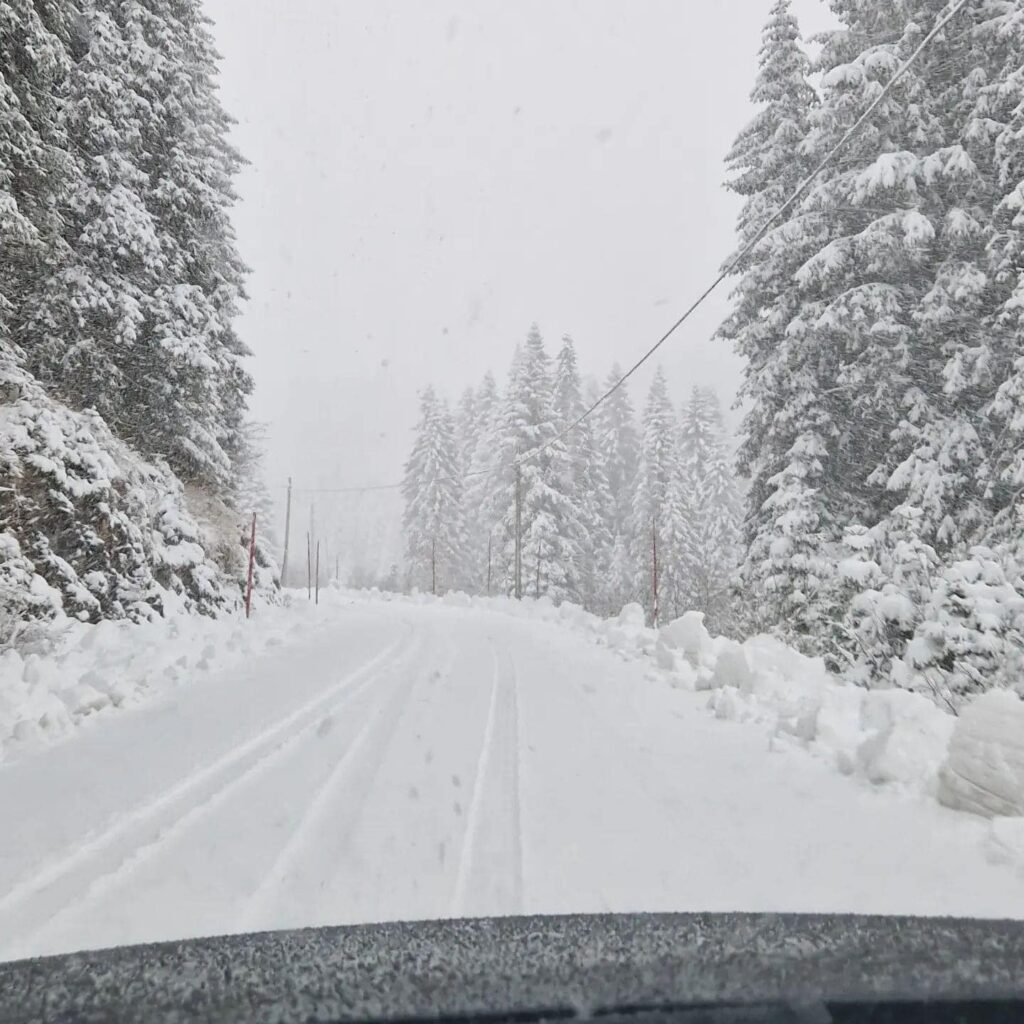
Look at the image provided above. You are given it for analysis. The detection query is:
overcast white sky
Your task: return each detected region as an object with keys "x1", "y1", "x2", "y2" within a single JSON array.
[{"x1": 204, "y1": 0, "x2": 838, "y2": 500}]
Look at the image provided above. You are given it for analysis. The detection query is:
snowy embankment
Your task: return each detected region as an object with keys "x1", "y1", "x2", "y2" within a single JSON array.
[
  {"x1": 0, "y1": 595, "x2": 325, "y2": 763},
  {"x1": 358, "y1": 589, "x2": 1024, "y2": 822}
]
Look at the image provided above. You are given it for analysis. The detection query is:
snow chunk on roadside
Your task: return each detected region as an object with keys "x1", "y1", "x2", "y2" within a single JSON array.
[
  {"x1": 939, "y1": 691, "x2": 1024, "y2": 817},
  {"x1": 857, "y1": 689, "x2": 955, "y2": 791},
  {"x1": 660, "y1": 611, "x2": 710, "y2": 665}
]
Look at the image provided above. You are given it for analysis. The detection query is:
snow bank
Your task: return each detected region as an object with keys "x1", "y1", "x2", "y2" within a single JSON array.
[
  {"x1": 0, "y1": 593, "x2": 322, "y2": 764},
  {"x1": 939, "y1": 691, "x2": 1024, "y2": 817}
]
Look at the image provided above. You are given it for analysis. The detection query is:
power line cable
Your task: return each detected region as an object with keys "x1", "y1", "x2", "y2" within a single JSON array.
[
  {"x1": 511, "y1": 0, "x2": 972, "y2": 468},
  {"x1": 277, "y1": 0, "x2": 971, "y2": 494}
]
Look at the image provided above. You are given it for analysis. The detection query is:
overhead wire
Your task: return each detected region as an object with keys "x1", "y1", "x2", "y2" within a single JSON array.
[{"x1": 277, "y1": 0, "x2": 973, "y2": 494}]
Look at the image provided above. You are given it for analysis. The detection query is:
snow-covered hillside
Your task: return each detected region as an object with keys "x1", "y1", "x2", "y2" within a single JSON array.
[{"x1": 0, "y1": 353, "x2": 257, "y2": 644}]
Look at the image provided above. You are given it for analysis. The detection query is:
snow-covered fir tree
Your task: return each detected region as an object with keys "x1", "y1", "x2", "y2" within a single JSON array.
[
  {"x1": 553, "y1": 336, "x2": 613, "y2": 611},
  {"x1": 722, "y1": 0, "x2": 1024, "y2": 693},
  {"x1": 22, "y1": 0, "x2": 251, "y2": 492},
  {"x1": 594, "y1": 364, "x2": 641, "y2": 612},
  {"x1": 0, "y1": 0, "x2": 72, "y2": 356},
  {"x1": 463, "y1": 370, "x2": 501, "y2": 592},
  {"x1": 402, "y1": 387, "x2": 466, "y2": 594},
  {"x1": 678, "y1": 387, "x2": 741, "y2": 636},
  {"x1": 482, "y1": 327, "x2": 580, "y2": 601},
  {"x1": 631, "y1": 368, "x2": 687, "y2": 625},
  {"x1": 716, "y1": 0, "x2": 826, "y2": 645}
]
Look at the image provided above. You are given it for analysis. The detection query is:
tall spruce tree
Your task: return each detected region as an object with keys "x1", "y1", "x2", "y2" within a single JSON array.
[
  {"x1": 679, "y1": 387, "x2": 741, "y2": 635},
  {"x1": 22, "y1": 0, "x2": 251, "y2": 492},
  {"x1": 716, "y1": 0, "x2": 823, "y2": 644},
  {"x1": 484, "y1": 326, "x2": 580, "y2": 601},
  {"x1": 553, "y1": 335, "x2": 612, "y2": 610},
  {"x1": 631, "y1": 368, "x2": 686, "y2": 625},
  {"x1": 594, "y1": 364, "x2": 641, "y2": 613},
  {"x1": 463, "y1": 370, "x2": 501, "y2": 593},
  {"x1": 402, "y1": 387, "x2": 465, "y2": 594},
  {"x1": 1, "y1": 0, "x2": 72, "y2": 359}
]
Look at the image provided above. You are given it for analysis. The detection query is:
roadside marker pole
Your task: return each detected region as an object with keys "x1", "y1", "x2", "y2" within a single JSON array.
[{"x1": 245, "y1": 512, "x2": 257, "y2": 619}]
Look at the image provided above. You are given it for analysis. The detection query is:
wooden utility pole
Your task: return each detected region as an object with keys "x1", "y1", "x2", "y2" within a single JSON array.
[
  {"x1": 315, "y1": 541, "x2": 321, "y2": 605},
  {"x1": 245, "y1": 513, "x2": 257, "y2": 619},
  {"x1": 651, "y1": 518, "x2": 660, "y2": 627},
  {"x1": 280, "y1": 477, "x2": 292, "y2": 587},
  {"x1": 306, "y1": 532, "x2": 312, "y2": 600},
  {"x1": 431, "y1": 537, "x2": 437, "y2": 596},
  {"x1": 514, "y1": 462, "x2": 523, "y2": 600}
]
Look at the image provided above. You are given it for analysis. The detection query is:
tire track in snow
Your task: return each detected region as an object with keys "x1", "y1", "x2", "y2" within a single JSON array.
[
  {"x1": 508, "y1": 644, "x2": 525, "y2": 914},
  {"x1": 0, "y1": 623, "x2": 420, "y2": 960},
  {"x1": 450, "y1": 649, "x2": 501, "y2": 917},
  {"x1": 234, "y1": 634, "x2": 446, "y2": 937},
  {"x1": 303, "y1": 634, "x2": 456, "y2": 925},
  {"x1": 449, "y1": 640, "x2": 524, "y2": 918}
]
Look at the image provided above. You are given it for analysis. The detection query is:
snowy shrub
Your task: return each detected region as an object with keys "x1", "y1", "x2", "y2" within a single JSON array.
[
  {"x1": 906, "y1": 549, "x2": 1024, "y2": 709},
  {"x1": 840, "y1": 511, "x2": 1024, "y2": 709},
  {"x1": 838, "y1": 509, "x2": 939, "y2": 689}
]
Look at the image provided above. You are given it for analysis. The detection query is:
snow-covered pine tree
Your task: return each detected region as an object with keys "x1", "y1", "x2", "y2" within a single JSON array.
[
  {"x1": 716, "y1": 0, "x2": 826, "y2": 644},
  {"x1": 126, "y1": 0, "x2": 252, "y2": 489},
  {"x1": 799, "y1": 0, "x2": 1024, "y2": 681},
  {"x1": 463, "y1": 370, "x2": 501, "y2": 593},
  {"x1": 232, "y1": 421, "x2": 281, "y2": 591},
  {"x1": 980, "y1": 5, "x2": 1024, "y2": 573},
  {"x1": 455, "y1": 386, "x2": 477, "y2": 482},
  {"x1": 678, "y1": 387, "x2": 741, "y2": 635},
  {"x1": 402, "y1": 387, "x2": 466, "y2": 594},
  {"x1": 23, "y1": 0, "x2": 251, "y2": 494},
  {"x1": 22, "y1": 2, "x2": 165, "y2": 431},
  {"x1": 485, "y1": 326, "x2": 580, "y2": 602},
  {"x1": 0, "y1": 0, "x2": 72, "y2": 357},
  {"x1": 594, "y1": 364, "x2": 641, "y2": 613},
  {"x1": 631, "y1": 368, "x2": 687, "y2": 625},
  {"x1": 553, "y1": 335, "x2": 613, "y2": 611}
]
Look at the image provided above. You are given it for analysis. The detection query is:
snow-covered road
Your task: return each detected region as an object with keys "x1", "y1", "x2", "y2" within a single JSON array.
[{"x1": 2, "y1": 598, "x2": 1022, "y2": 962}]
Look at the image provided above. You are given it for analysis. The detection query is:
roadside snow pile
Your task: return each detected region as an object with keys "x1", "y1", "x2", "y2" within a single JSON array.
[
  {"x1": 939, "y1": 691, "x2": 1024, "y2": 817},
  {"x1": 0, "y1": 593, "x2": 320, "y2": 763}
]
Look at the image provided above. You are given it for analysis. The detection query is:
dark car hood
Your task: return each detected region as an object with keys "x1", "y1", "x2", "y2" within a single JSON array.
[{"x1": 2, "y1": 913, "x2": 1024, "y2": 1023}]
